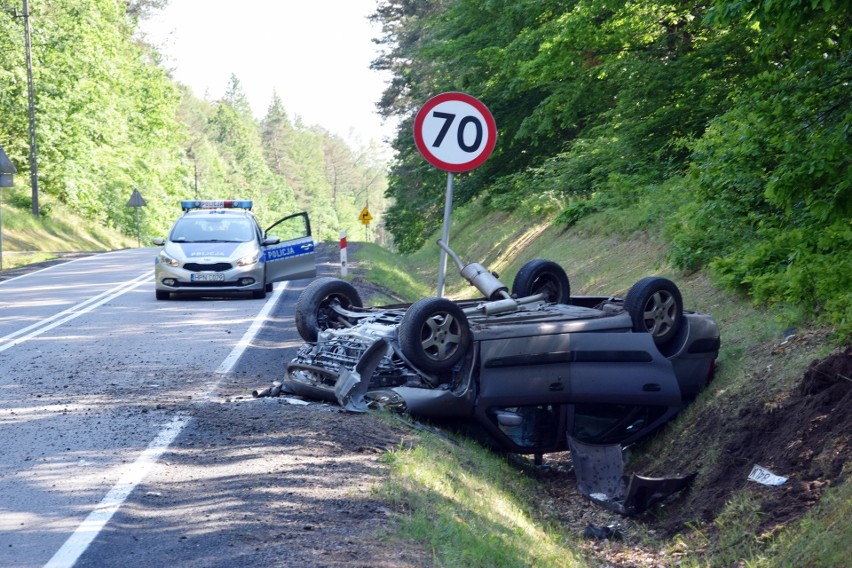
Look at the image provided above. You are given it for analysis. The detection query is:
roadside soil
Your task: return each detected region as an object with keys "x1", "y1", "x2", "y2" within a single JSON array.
[
  {"x1": 535, "y1": 343, "x2": 850, "y2": 566},
  {"x1": 4, "y1": 247, "x2": 849, "y2": 567}
]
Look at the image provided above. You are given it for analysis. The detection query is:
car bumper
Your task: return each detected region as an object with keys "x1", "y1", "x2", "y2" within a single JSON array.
[{"x1": 154, "y1": 262, "x2": 265, "y2": 293}]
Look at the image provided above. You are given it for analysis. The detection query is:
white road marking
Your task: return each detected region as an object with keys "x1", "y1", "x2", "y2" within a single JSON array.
[
  {"x1": 0, "y1": 255, "x2": 93, "y2": 287},
  {"x1": 0, "y1": 271, "x2": 153, "y2": 353},
  {"x1": 43, "y1": 415, "x2": 189, "y2": 568},
  {"x1": 43, "y1": 279, "x2": 288, "y2": 566},
  {"x1": 0, "y1": 250, "x2": 142, "y2": 287}
]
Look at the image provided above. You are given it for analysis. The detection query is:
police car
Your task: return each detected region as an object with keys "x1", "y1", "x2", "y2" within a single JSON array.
[{"x1": 153, "y1": 200, "x2": 316, "y2": 300}]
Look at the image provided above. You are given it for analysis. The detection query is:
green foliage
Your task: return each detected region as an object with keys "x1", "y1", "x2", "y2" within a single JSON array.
[
  {"x1": 710, "y1": 222, "x2": 852, "y2": 338},
  {"x1": 667, "y1": 9, "x2": 851, "y2": 336},
  {"x1": 373, "y1": 1, "x2": 754, "y2": 250},
  {"x1": 0, "y1": 1, "x2": 390, "y2": 245},
  {"x1": 372, "y1": 0, "x2": 851, "y2": 339},
  {"x1": 0, "y1": 0, "x2": 183, "y2": 235}
]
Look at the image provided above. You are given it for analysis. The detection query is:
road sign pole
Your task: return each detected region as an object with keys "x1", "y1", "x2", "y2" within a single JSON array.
[
  {"x1": 436, "y1": 171, "x2": 455, "y2": 298},
  {"x1": 413, "y1": 92, "x2": 496, "y2": 297}
]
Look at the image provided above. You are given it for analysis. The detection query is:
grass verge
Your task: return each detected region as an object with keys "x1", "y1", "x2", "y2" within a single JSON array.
[
  {"x1": 374, "y1": 415, "x2": 583, "y2": 567},
  {"x1": 0, "y1": 198, "x2": 135, "y2": 272}
]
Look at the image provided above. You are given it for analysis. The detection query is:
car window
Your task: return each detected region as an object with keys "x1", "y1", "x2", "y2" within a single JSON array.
[
  {"x1": 570, "y1": 404, "x2": 668, "y2": 445},
  {"x1": 266, "y1": 213, "x2": 310, "y2": 242},
  {"x1": 170, "y1": 217, "x2": 256, "y2": 243},
  {"x1": 492, "y1": 405, "x2": 561, "y2": 449}
]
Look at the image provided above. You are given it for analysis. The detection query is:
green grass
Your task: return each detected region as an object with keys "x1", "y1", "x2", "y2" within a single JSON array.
[
  {"x1": 0, "y1": 196, "x2": 135, "y2": 271},
  {"x1": 375, "y1": 415, "x2": 583, "y2": 567},
  {"x1": 347, "y1": 242, "x2": 432, "y2": 302},
  {"x1": 657, "y1": 480, "x2": 852, "y2": 568},
  {"x1": 757, "y1": 479, "x2": 852, "y2": 568}
]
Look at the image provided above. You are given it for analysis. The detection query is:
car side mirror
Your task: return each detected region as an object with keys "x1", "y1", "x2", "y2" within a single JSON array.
[
  {"x1": 152, "y1": 237, "x2": 165, "y2": 246},
  {"x1": 263, "y1": 236, "x2": 281, "y2": 246}
]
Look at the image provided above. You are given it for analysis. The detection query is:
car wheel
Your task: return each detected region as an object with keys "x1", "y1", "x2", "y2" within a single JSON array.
[
  {"x1": 624, "y1": 277, "x2": 683, "y2": 346},
  {"x1": 295, "y1": 277, "x2": 363, "y2": 342},
  {"x1": 155, "y1": 290, "x2": 170, "y2": 300},
  {"x1": 252, "y1": 289, "x2": 267, "y2": 299},
  {"x1": 398, "y1": 297, "x2": 471, "y2": 373},
  {"x1": 265, "y1": 282, "x2": 273, "y2": 292},
  {"x1": 511, "y1": 259, "x2": 571, "y2": 304}
]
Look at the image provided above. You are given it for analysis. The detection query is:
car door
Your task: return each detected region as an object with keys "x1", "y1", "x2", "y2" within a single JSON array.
[
  {"x1": 262, "y1": 212, "x2": 317, "y2": 283},
  {"x1": 476, "y1": 329, "x2": 682, "y2": 408},
  {"x1": 473, "y1": 327, "x2": 683, "y2": 452}
]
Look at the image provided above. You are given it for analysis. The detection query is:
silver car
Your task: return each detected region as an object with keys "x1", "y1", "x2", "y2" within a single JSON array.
[{"x1": 153, "y1": 200, "x2": 316, "y2": 300}]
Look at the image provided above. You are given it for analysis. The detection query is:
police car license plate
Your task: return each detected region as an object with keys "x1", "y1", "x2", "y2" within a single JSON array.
[{"x1": 191, "y1": 273, "x2": 225, "y2": 282}]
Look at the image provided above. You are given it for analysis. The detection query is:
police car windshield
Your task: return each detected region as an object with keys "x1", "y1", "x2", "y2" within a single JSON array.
[{"x1": 170, "y1": 217, "x2": 255, "y2": 243}]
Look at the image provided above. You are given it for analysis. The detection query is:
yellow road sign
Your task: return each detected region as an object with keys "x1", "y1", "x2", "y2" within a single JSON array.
[{"x1": 359, "y1": 207, "x2": 373, "y2": 224}]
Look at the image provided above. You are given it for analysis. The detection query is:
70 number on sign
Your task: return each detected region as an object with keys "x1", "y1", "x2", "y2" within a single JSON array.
[{"x1": 414, "y1": 92, "x2": 496, "y2": 173}]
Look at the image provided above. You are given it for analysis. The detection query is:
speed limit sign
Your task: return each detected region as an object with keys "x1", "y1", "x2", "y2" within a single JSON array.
[{"x1": 414, "y1": 92, "x2": 497, "y2": 173}]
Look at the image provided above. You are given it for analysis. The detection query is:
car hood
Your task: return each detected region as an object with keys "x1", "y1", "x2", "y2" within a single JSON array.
[{"x1": 165, "y1": 241, "x2": 257, "y2": 262}]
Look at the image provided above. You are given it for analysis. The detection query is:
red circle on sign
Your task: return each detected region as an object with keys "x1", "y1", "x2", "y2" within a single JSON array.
[{"x1": 413, "y1": 92, "x2": 497, "y2": 173}]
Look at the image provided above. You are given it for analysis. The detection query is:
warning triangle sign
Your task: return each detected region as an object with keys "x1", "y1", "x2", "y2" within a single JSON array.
[{"x1": 126, "y1": 189, "x2": 146, "y2": 207}]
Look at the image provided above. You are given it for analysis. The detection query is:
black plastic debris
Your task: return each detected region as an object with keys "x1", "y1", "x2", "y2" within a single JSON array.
[
  {"x1": 252, "y1": 383, "x2": 284, "y2": 398},
  {"x1": 583, "y1": 523, "x2": 623, "y2": 541},
  {"x1": 568, "y1": 436, "x2": 696, "y2": 515}
]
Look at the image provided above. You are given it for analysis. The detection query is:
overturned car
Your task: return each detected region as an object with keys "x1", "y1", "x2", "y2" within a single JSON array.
[{"x1": 283, "y1": 241, "x2": 719, "y2": 456}]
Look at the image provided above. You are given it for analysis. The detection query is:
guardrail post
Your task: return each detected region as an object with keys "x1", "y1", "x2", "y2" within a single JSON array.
[{"x1": 340, "y1": 230, "x2": 347, "y2": 277}]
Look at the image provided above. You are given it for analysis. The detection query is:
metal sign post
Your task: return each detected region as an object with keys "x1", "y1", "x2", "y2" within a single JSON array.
[
  {"x1": 413, "y1": 92, "x2": 497, "y2": 297},
  {"x1": 126, "y1": 188, "x2": 147, "y2": 247},
  {"x1": 437, "y1": 172, "x2": 455, "y2": 295}
]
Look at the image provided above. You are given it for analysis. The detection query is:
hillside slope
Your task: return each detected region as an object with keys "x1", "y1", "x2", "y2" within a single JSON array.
[{"x1": 349, "y1": 201, "x2": 851, "y2": 566}]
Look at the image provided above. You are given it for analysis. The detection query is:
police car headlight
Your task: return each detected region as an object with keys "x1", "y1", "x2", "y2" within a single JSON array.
[
  {"x1": 159, "y1": 251, "x2": 180, "y2": 267},
  {"x1": 236, "y1": 252, "x2": 260, "y2": 267}
]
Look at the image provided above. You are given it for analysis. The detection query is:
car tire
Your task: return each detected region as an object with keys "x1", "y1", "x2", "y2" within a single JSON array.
[
  {"x1": 265, "y1": 282, "x2": 274, "y2": 292},
  {"x1": 252, "y1": 289, "x2": 267, "y2": 299},
  {"x1": 295, "y1": 277, "x2": 363, "y2": 342},
  {"x1": 624, "y1": 276, "x2": 683, "y2": 346},
  {"x1": 155, "y1": 290, "x2": 170, "y2": 300},
  {"x1": 511, "y1": 259, "x2": 571, "y2": 304},
  {"x1": 398, "y1": 297, "x2": 471, "y2": 373}
]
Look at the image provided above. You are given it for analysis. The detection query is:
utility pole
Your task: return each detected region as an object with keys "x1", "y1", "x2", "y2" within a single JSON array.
[{"x1": 22, "y1": 0, "x2": 39, "y2": 218}]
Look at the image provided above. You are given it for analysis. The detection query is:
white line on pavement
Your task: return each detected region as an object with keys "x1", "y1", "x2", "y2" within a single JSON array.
[
  {"x1": 44, "y1": 280, "x2": 287, "y2": 567},
  {"x1": 0, "y1": 271, "x2": 152, "y2": 353},
  {"x1": 43, "y1": 415, "x2": 189, "y2": 568}
]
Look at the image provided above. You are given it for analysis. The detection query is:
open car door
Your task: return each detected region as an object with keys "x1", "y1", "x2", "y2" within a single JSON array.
[{"x1": 263, "y1": 212, "x2": 316, "y2": 284}]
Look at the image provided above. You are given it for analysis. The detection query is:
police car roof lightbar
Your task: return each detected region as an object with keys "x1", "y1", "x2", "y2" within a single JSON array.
[{"x1": 181, "y1": 200, "x2": 253, "y2": 211}]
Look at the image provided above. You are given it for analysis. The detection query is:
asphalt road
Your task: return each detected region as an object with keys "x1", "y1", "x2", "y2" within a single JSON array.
[{"x1": 0, "y1": 248, "x2": 319, "y2": 567}]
